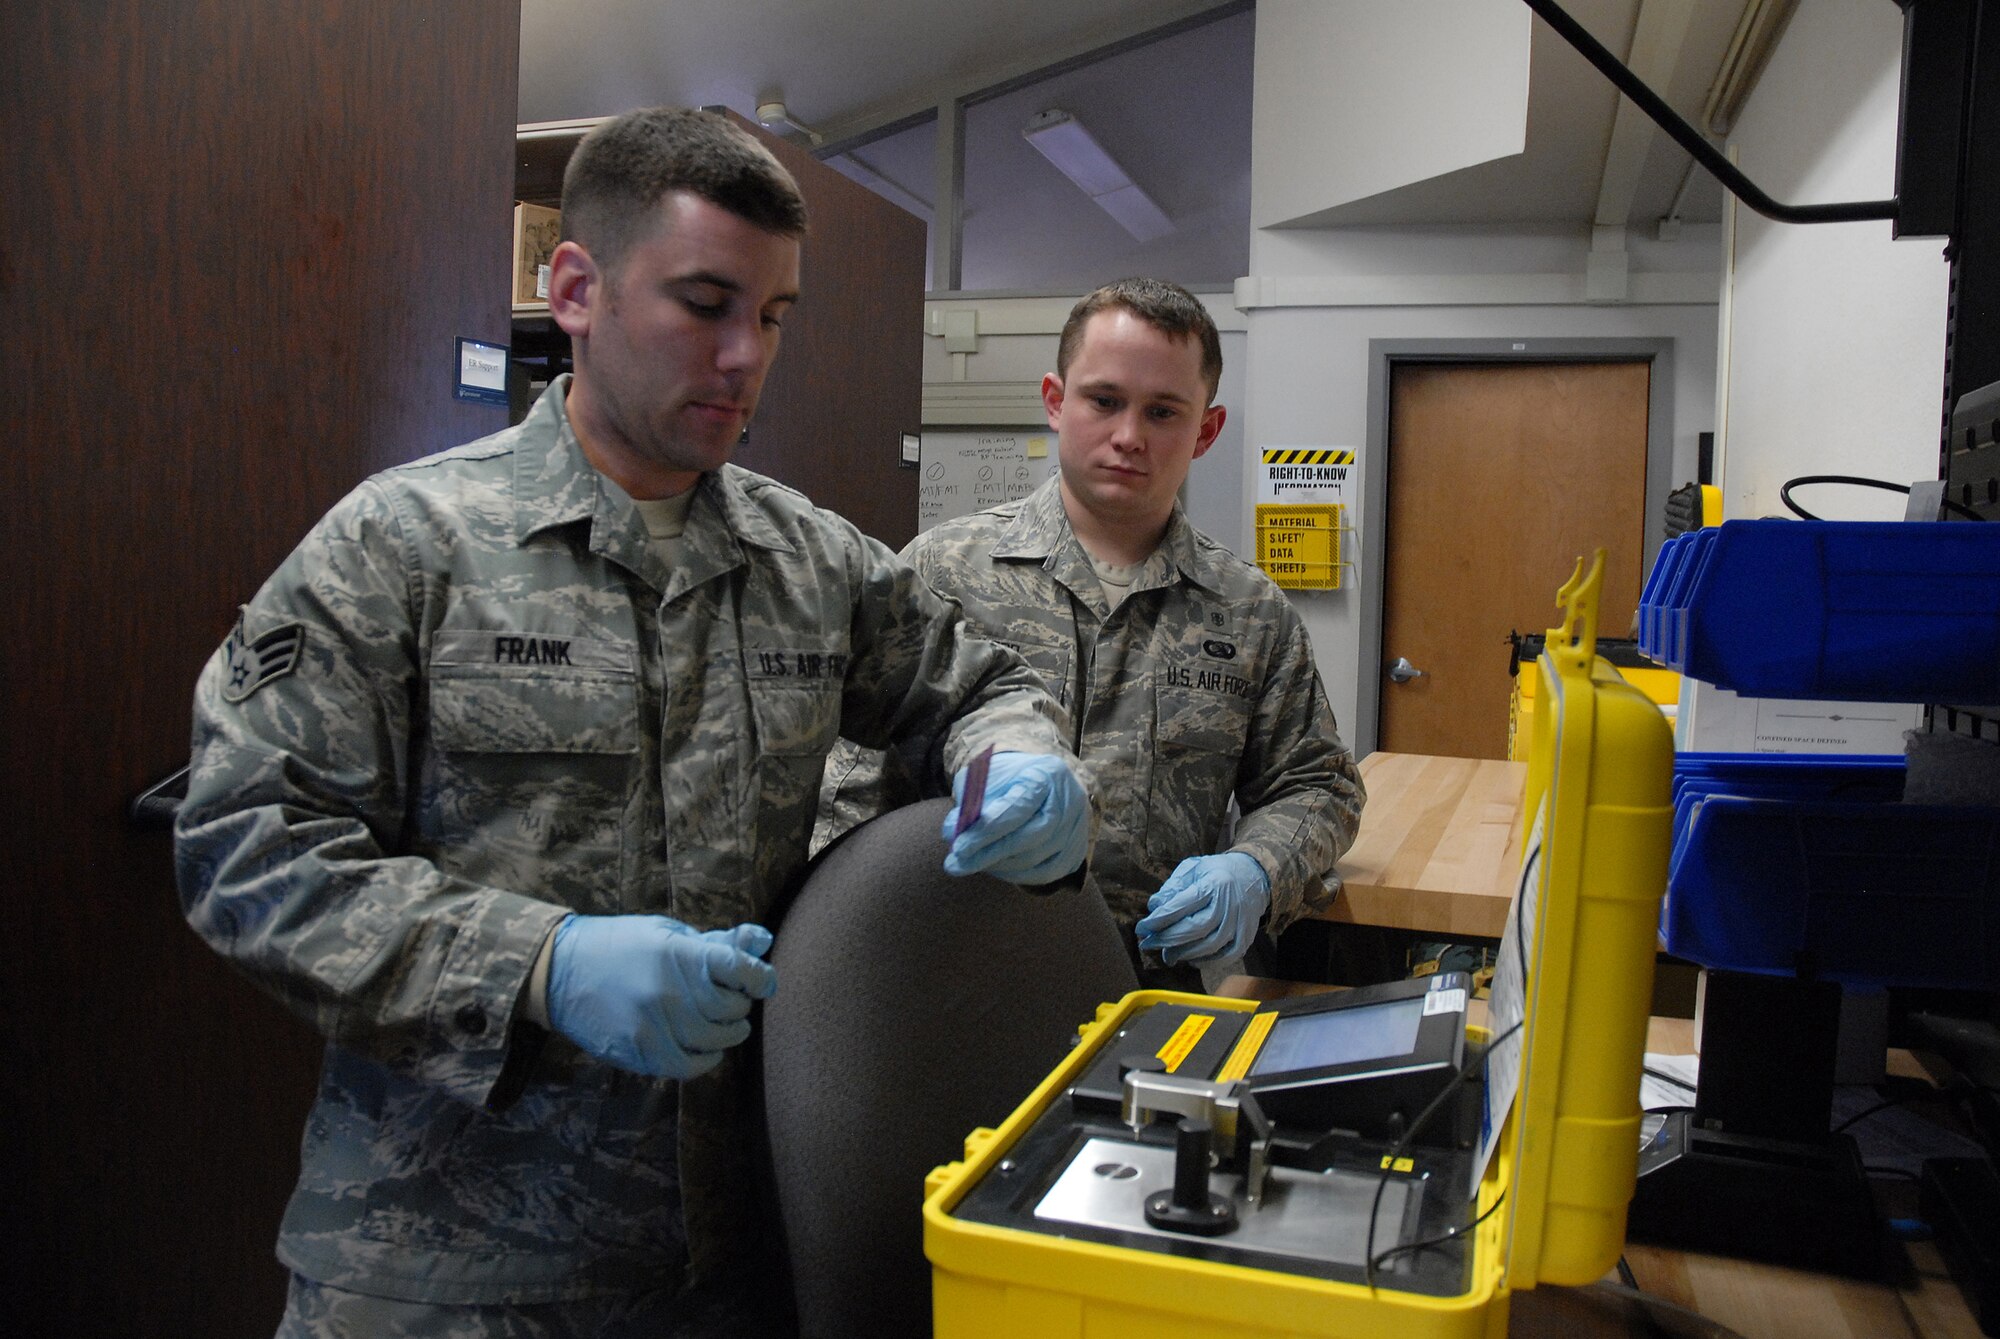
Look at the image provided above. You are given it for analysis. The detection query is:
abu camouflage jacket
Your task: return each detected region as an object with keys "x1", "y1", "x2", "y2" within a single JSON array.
[
  {"x1": 820, "y1": 475, "x2": 1363, "y2": 937},
  {"x1": 176, "y1": 378, "x2": 1069, "y2": 1304}
]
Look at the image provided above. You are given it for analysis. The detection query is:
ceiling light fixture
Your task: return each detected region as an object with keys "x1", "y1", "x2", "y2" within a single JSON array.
[
  {"x1": 755, "y1": 99, "x2": 822, "y2": 147},
  {"x1": 1021, "y1": 108, "x2": 1172, "y2": 243}
]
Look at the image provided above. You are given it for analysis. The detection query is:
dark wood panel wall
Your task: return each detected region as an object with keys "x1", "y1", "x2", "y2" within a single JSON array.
[
  {"x1": 730, "y1": 115, "x2": 928, "y2": 551},
  {"x1": 0, "y1": 4, "x2": 520, "y2": 1334}
]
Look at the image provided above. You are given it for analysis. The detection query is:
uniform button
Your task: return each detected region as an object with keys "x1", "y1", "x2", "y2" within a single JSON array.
[{"x1": 455, "y1": 1003, "x2": 488, "y2": 1036}]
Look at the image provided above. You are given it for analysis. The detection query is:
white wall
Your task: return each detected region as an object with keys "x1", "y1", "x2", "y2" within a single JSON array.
[
  {"x1": 1716, "y1": 0, "x2": 1949, "y2": 520},
  {"x1": 1251, "y1": 0, "x2": 1529, "y2": 229}
]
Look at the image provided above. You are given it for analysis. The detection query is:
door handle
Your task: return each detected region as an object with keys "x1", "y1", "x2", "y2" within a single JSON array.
[{"x1": 1387, "y1": 656, "x2": 1426, "y2": 684}]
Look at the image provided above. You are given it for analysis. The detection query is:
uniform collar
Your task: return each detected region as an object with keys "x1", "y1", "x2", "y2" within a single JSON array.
[
  {"x1": 1157, "y1": 502, "x2": 1227, "y2": 597},
  {"x1": 510, "y1": 375, "x2": 603, "y2": 543},
  {"x1": 995, "y1": 475, "x2": 1226, "y2": 599},
  {"x1": 509, "y1": 375, "x2": 792, "y2": 597}
]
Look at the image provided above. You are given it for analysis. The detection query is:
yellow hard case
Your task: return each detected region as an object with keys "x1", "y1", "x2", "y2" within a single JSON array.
[
  {"x1": 923, "y1": 551, "x2": 1674, "y2": 1337},
  {"x1": 1510, "y1": 657, "x2": 1678, "y2": 762}
]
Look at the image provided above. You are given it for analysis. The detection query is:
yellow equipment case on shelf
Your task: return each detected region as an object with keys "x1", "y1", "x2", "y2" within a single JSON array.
[{"x1": 923, "y1": 552, "x2": 1675, "y2": 1338}]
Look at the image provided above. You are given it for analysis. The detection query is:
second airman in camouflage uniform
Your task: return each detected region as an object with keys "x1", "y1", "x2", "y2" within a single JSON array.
[{"x1": 820, "y1": 279, "x2": 1363, "y2": 988}]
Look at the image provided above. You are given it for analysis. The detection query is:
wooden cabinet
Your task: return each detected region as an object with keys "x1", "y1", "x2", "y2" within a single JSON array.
[
  {"x1": 505, "y1": 119, "x2": 591, "y2": 417},
  {"x1": 5, "y1": 5, "x2": 522, "y2": 1335}
]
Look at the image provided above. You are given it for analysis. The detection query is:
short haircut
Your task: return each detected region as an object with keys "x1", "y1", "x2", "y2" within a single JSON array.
[
  {"x1": 560, "y1": 106, "x2": 808, "y2": 279},
  {"x1": 1056, "y1": 277, "x2": 1223, "y2": 403}
]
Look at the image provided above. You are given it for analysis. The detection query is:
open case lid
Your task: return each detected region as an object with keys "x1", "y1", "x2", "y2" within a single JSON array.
[{"x1": 1486, "y1": 551, "x2": 1676, "y2": 1292}]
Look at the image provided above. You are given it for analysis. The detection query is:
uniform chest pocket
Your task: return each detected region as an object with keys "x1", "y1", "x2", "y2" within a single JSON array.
[
  {"x1": 431, "y1": 672, "x2": 639, "y2": 754},
  {"x1": 747, "y1": 680, "x2": 841, "y2": 757},
  {"x1": 1145, "y1": 679, "x2": 1252, "y2": 868},
  {"x1": 1154, "y1": 679, "x2": 1254, "y2": 756},
  {"x1": 998, "y1": 638, "x2": 1073, "y2": 710}
]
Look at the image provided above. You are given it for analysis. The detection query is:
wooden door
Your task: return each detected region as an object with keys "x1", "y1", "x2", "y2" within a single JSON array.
[
  {"x1": 0, "y1": 5, "x2": 520, "y2": 1335},
  {"x1": 1379, "y1": 362, "x2": 1650, "y2": 759}
]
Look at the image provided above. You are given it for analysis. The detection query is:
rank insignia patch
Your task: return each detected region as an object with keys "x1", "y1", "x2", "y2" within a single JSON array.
[{"x1": 222, "y1": 616, "x2": 305, "y2": 702}]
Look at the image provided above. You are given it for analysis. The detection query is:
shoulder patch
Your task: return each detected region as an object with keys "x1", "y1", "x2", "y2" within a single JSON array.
[{"x1": 221, "y1": 615, "x2": 305, "y2": 702}]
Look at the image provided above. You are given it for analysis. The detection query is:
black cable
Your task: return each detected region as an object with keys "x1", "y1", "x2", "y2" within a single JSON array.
[
  {"x1": 1364, "y1": 848, "x2": 1539, "y2": 1290},
  {"x1": 1617, "y1": 1254, "x2": 1639, "y2": 1289},
  {"x1": 1368, "y1": 1189, "x2": 1510, "y2": 1271},
  {"x1": 1642, "y1": 1065, "x2": 1696, "y2": 1094},
  {"x1": 1779, "y1": 473, "x2": 1987, "y2": 522},
  {"x1": 1361, "y1": 1019, "x2": 1524, "y2": 1289},
  {"x1": 1518, "y1": 0, "x2": 1896, "y2": 225},
  {"x1": 1832, "y1": 1079, "x2": 2000, "y2": 1133},
  {"x1": 1834, "y1": 1093, "x2": 1917, "y2": 1134}
]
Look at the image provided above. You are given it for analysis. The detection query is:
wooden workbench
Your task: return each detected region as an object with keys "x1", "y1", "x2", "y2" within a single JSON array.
[{"x1": 1317, "y1": 751, "x2": 1528, "y2": 941}]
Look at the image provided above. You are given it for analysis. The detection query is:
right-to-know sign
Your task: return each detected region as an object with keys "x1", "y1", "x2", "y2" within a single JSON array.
[
  {"x1": 1256, "y1": 446, "x2": 1356, "y2": 508},
  {"x1": 1255, "y1": 503, "x2": 1342, "y2": 590}
]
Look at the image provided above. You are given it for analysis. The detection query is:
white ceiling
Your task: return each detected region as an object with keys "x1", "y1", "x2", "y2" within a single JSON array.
[
  {"x1": 517, "y1": 0, "x2": 1762, "y2": 272},
  {"x1": 518, "y1": 0, "x2": 1246, "y2": 141}
]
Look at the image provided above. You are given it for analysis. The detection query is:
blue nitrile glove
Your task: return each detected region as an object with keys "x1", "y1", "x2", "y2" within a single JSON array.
[
  {"x1": 940, "y1": 751, "x2": 1090, "y2": 885},
  {"x1": 546, "y1": 914, "x2": 778, "y2": 1079},
  {"x1": 1134, "y1": 853, "x2": 1272, "y2": 966}
]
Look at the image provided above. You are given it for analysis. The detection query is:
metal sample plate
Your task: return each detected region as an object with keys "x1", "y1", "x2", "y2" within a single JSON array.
[{"x1": 1033, "y1": 1136, "x2": 1419, "y2": 1269}]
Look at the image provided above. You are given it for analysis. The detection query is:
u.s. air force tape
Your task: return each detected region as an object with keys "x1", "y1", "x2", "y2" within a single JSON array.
[{"x1": 221, "y1": 615, "x2": 305, "y2": 702}]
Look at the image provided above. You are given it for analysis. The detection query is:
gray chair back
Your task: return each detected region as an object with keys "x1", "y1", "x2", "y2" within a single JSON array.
[{"x1": 761, "y1": 799, "x2": 1139, "y2": 1339}]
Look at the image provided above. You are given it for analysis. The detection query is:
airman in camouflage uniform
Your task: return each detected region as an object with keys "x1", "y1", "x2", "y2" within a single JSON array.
[
  {"x1": 820, "y1": 279, "x2": 1363, "y2": 986},
  {"x1": 176, "y1": 108, "x2": 1083, "y2": 1336}
]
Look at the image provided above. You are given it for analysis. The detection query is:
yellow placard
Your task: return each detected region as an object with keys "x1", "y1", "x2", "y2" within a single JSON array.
[
  {"x1": 1256, "y1": 503, "x2": 1342, "y2": 590},
  {"x1": 1155, "y1": 1014, "x2": 1215, "y2": 1074}
]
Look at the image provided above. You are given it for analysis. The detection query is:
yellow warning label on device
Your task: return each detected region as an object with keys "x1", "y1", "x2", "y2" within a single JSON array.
[
  {"x1": 1215, "y1": 1011, "x2": 1277, "y2": 1082},
  {"x1": 1155, "y1": 1014, "x2": 1215, "y2": 1073}
]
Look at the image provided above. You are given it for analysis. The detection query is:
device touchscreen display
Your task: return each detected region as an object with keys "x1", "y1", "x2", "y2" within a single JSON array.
[{"x1": 1249, "y1": 996, "x2": 1426, "y2": 1076}]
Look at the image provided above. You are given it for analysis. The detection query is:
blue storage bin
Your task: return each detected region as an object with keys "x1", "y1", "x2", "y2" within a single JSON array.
[
  {"x1": 1637, "y1": 530, "x2": 1711, "y2": 666},
  {"x1": 1669, "y1": 753, "x2": 1904, "y2": 805},
  {"x1": 1671, "y1": 751, "x2": 1905, "y2": 775},
  {"x1": 1664, "y1": 753, "x2": 2000, "y2": 990},
  {"x1": 1659, "y1": 529, "x2": 1717, "y2": 668},
  {"x1": 1638, "y1": 533, "x2": 1693, "y2": 661},
  {"x1": 1635, "y1": 520, "x2": 2000, "y2": 703},
  {"x1": 1664, "y1": 756, "x2": 1908, "y2": 925}
]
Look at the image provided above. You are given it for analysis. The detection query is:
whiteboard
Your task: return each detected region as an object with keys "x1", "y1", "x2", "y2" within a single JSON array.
[{"x1": 917, "y1": 429, "x2": 1060, "y2": 532}]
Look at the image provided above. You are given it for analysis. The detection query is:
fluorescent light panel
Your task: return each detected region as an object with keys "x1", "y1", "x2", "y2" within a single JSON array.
[{"x1": 1021, "y1": 109, "x2": 1173, "y2": 243}]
